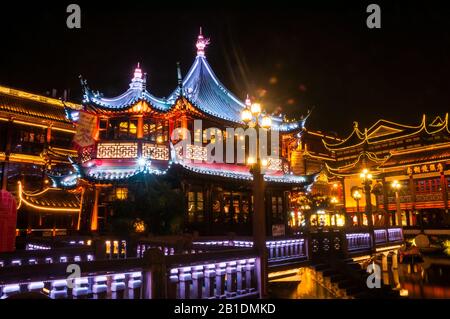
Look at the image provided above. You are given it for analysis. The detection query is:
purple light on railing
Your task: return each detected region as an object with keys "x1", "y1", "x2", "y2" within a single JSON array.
[{"x1": 11, "y1": 260, "x2": 21, "y2": 266}]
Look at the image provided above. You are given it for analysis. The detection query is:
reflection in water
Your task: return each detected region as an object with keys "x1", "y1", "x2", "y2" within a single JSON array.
[
  {"x1": 270, "y1": 255, "x2": 450, "y2": 299},
  {"x1": 269, "y1": 268, "x2": 338, "y2": 299},
  {"x1": 382, "y1": 257, "x2": 450, "y2": 298}
]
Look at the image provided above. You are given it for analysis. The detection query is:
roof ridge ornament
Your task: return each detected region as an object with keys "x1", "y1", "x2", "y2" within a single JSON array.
[
  {"x1": 245, "y1": 94, "x2": 252, "y2": 107},
  {"x1": 130, "y1": 62, "x2": 145, "y2": 90},
  {"x1": 196, "y1": 27, "x2": 210, "y2": 57},
  {"x1": 176, "y1": 62, "x2": 183, "y2": 95}
]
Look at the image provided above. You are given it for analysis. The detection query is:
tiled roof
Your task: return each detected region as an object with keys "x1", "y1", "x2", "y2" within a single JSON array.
[{"x1": 0, "y1": 86, "x2": 79, "y2": 124}]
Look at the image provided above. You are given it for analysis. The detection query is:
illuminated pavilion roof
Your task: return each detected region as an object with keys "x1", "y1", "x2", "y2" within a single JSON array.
[
  {"x1": 17, "y1": 182, "x2": 81, "y2": 213},
  {"x1": 0, "y1": 85, "x2": 80, "y2": 125},
  {"x1": 81, "y1": 63, "x2": 173, "y2": 112},
  {"x1": 177, "y1": 160, "x2": 314, "y2": 185},
  {"x1": 323, "y1": 114, "x2": 450, "y2": 152},
  {"x1": 77, "y1": 30, "x2": 306, "y2": 132}
]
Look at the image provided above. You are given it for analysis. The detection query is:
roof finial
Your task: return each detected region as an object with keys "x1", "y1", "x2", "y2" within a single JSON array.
[
  {"x1": 130, "y1": 63, "x2": 145, "y2": 90},
  {"x1": 245, "y1": 94, "x2": 252, "y2": 107},
  {"x1": 176, "y1": 62, "x2": 183, "y2": 95},
  {"x1": 196, "y1": 27, "x2": 210, "y2": 57}
]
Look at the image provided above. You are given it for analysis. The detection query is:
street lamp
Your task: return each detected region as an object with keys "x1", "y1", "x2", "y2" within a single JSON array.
[
  {"x1": 360, "y1": 169, "x2": 376, "y2": 254},
  {"x1": 391, "y1": 180, "x2": 402, "y2": 226},
  {"x1": 241, "y1": 100, "x2": 272, "y2": 299},
  {"x1": 351, "y1": 189, "x2": 362, "y2": 226}
]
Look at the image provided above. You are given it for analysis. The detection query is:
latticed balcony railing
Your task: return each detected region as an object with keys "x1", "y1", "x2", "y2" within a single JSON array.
[{"x1": 95, "y1": 141, "x2": 169, "y2": 161}]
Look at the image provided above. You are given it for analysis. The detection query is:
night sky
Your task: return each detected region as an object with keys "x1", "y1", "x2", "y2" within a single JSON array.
[{"x1": 1, "y1": 1, "x2": 450, "y2": 136}]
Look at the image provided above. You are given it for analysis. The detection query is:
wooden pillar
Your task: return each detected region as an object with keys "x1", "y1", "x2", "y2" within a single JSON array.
[
  {"x1": 77, "y1": 187, "x2": 85, "y2": 231},
  {"x1": 137, "y1": 116, "x2": 144, "y2": 139},
  {"x1": 90, "y1": 186, "x2": 100, "y2": 231},
  {"x1": 381, "y1": 175, "x2": 390, "y2": 225},
  {"x1": 440, "y1": 169, "x2": 448, "y2": 218},
  {"x1": 409, "y1": 174, "x2": 420, "y2": 228}
]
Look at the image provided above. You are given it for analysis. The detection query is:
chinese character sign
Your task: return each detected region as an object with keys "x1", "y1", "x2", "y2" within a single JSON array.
[{"x1": 74, "y1": 111, "x2": 97, "y2": 148}]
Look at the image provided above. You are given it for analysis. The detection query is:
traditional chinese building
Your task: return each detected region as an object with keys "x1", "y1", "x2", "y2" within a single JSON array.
[
  {"x1": 319, "y1": 115, "x2": 450, "y2": 229},
  {"x1": 59, "y1": 30, "x2": 314, "y2": 236},
  {"x1": 0, "y1": 85, "x2": 81, "y2": 234}
]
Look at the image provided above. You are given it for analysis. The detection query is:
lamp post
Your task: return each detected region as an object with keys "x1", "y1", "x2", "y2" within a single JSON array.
[
  {"x1": 391, "y1": 180, "x2": 402, "y2": 226},
  {"x1": 360, "y1": 169, "x2": 376, "y2": 254},
  {"x1": 241, "y1": 101, "x2": 272, "y2": 299},
  {"x1": 352, "y1": 189, "x2": 362, "y2": 227}
]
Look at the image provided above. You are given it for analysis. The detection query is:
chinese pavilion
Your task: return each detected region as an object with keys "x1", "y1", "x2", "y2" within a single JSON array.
[
  {"x1": 0, "y1": 85, "x2": 81, "y2": 235},
  {"x1": 314, "y1": 115, "x2": 450, "y2": 229},
  {"x1": 60, "y1": 30, "x2": 314, "y2": 235}
]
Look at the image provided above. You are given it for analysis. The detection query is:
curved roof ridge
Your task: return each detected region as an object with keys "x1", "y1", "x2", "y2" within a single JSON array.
[{"x1": 322, "y1": 122, "x2": 366, "y2": 150}]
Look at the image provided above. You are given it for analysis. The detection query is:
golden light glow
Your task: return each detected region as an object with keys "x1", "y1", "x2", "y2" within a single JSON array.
[
  {"x1": 115, "y1": 188, "x2": 128, "y2": 200},
  {"x1": 156, "y1": 136, "x2": 164, "y2": 144},
  {"x1": 261, "y1": 115, "x2": 272, "y2": 129},
  {"x1": 247, "y1": 156, "x2": 256, "y2": 165},
  {"x1": 352, "y1": 190, "x2": 362, "y2": 200},
  {"x1": 391, "y1": 180, "x2": 401, "y2": 190},
  {"x1": 261, "y1": 158, "x2": 268, "y2": 167},
  {"x1": 331, "y1": 197, "x2": 338, "y2": 204},
  {"x1": 133, "y1": 219, "x2": 146, "y2": 233},
  {"x1": 360, "y1": 169, "x2": 373, "y2": 180},
  {"x1": 241, "y1": 108, "x2": 252, "y2": 123},
  {"x1": 251, "y1": 103, "x2": 262, "y2": 115}
]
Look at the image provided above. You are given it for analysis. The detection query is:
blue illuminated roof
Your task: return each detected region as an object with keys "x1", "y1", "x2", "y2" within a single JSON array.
[
  {"x1": 168, "y1": 55, "x2": 307, "y2": 131},
  {"x1": 81, "y1": 65, "x2": 172, "y2": 112},
  {"x1": 168, "y1": 56, "x2": 247, "y2": 123}
]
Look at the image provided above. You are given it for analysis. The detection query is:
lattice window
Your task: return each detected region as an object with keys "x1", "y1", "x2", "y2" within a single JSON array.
[
  {"x1": 96, "y1": 142, "x2": 138, "y2": 158},
  {"x1": 142, "y1": 143, "x2": 169, "y2": 160}
]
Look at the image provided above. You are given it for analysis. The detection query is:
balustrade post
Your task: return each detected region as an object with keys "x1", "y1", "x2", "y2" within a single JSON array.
[
  {"x1": 191, "y1": 266, "x2": 204, "y2": 299},
  {"x1": 215, "y1": 263, "x2": 226, "y2": 298},
  {"x1": 226, "y1": 261, "x2": 237, "y2": 297},
  {"x1": 92, "y1": 276, "x2": 108, "y2": 299},
  {"x1": 204, "y1": 264, "x2": 216, "y2": 298},
  {"x1": 72, "y1": 278, "x2": 89, "y2": 299},
  {"x1": 269, "y1": 242, "x2": 275, "y2": 259},
  {"x1": 111, "y1": 274, "x2": 126, "y2": 299},
  {"x1": 50, "y1": 280, "x2": 68, "y2": 299},
  {"x1": 236, "y1": 260, "x2": 246, "y2": 294},
  {"x1": 141, "y1": 248, "x2": 167, "y2": 299},
  {"x1": 179, "y1": 267, "x2": 192, "y2": 299},
  {"x1": 128, "y1": 272, "x2": 142, "y2": 299},
  {"x1": 166, "y1": 268, "x2": 179, "y2": 299},
  {"x1": 245, "y1": 259, "x2": 256, "y2": 293}
]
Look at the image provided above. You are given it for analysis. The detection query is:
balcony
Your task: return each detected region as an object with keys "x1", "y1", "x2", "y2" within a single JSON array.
[{"x1": 95, "y1": 141, "x2": 169, "y2": 161}]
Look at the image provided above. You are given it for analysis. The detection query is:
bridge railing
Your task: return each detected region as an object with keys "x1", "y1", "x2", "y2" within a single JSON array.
[
  {"x1": 346, "y1": 227, "x2": 403, "y2": 253},
  {"x1": 0, "y1": 246, "x2": 96, "y2": 268},
  {"x1": 0, "y1": 247, "x2": 259, "y2": 300},
  {"x1": 191, "y1": 237, "x2": 307, "y2": 263}
]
